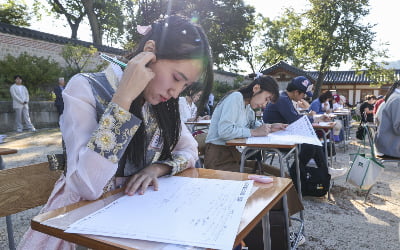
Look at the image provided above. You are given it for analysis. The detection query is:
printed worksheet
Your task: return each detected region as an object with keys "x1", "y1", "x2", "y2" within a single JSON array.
[
  {"x1": 65, "y1": 176, "x2": 253, "y2": 250},
  {"x1": 247, "y1": 115, "x2": 322, "y2": 146}
]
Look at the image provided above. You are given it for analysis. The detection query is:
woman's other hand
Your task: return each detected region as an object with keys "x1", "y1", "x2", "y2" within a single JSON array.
[
  {"x1": 251, "y1": 124, "x2": 271, "y2": 137},
  {"x1": 270, "y1": 123, "x2": 288, "y2": 132},
  {"x1": 198, "y1": 115, "x2": 210, "y2": 120},
  {"x1": 124, "y1": 163, "x2": 170, "y2": 196},
  {"x1": 112, "y1": 52, "x2": 156, "y2": 110}
]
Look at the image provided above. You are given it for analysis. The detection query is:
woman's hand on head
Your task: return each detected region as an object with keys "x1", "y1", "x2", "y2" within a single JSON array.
[
  {"x1": 270, "y1": 123, "x2": 288, "y2": 132},
  {"x1": 112, "y1": 52, "x2": 156, "y2": 110},
  {"x1": 251, "y1": 124, "x2": 271, "y2": 137},
  {"x1": 124, "y1": 163, "x2": 171, "y2": 196}
]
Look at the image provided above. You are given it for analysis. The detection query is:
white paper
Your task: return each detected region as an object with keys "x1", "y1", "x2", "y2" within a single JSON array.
[
  {"x1": 247, "y1": 115, "x2": 322, "y2": 146},
  {"x1": 65, "y1": 176, "x2": 253, "y2": 250}
]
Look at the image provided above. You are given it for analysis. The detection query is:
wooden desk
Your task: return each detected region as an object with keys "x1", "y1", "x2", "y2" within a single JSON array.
[
  {"x1": 226, "y1": 138, "x2": 303, "y2": 248},
  {"x1": 31, "y1": 168, "x2": 292, "y2": 250},
  {"x1": 184, "y1": 120, "x2": 211, "y2": 133},
  {"x1": 0, "y1": 147, "x2": 18, "y2": 250}
]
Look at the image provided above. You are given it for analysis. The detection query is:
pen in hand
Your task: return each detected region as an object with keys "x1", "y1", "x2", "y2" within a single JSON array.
[{"x1": 100, "y1": 53, "x2": 127, "y2": 69}]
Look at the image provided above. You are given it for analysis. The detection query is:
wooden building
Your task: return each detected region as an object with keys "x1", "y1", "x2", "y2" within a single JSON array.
[{"x1": 262, "y1": 61, "x2": 400, "y2": 105}]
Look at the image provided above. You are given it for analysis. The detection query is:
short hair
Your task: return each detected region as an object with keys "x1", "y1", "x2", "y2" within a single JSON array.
[{"x1": 14, "y1": 75, "x2": 22, "y2": 80}]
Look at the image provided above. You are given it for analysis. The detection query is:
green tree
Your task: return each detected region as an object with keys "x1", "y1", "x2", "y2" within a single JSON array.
[
  {"x1": 61, "y1": 44, "x2": 104, "y2": 77},
  {"x1": 294, "y1": 0, "x2": 391, "y2": 98},
  {"x1": 0, "y1": 0, "x2": 31, "y2": 26},
  {"x1": 257, "y1": 9, "x2": 305, "y2": 71},
  {"x1": 0, "y1": 52, "x2": 63, "y2": 100},
  {"x1": 124, "y1": 0, "x2": 256, "y2": 69},
  {"x1": 47, "y1": 0, "x2": 86, "y2": 39}
]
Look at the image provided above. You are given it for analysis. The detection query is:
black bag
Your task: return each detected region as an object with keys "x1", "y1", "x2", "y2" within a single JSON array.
[
  {"x1": 290, "y1": 165, "x2": 331, "y2": 197},
  {"x1": 356, "y1": 124, "x2": 367, "y2": 140}
]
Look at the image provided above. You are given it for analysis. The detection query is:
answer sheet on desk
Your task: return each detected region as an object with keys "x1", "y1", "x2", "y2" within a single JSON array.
[
  {"x1": 65, "y1": 176, "x2": 253, "y2": 250},
  {"x1": 247, "y1": 115, "x2": 322, "y2": 146}
]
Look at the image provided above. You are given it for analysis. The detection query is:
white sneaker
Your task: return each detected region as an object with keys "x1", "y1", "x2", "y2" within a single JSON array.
[
  {"x1": 29, "y1": 128, "x2": 36, "y2": 132},
  {"x1": 329, "y1": 167, "x2": 348, "y2": 179},
  {"x1": 290, "y1": 231, "x2": 306, "y2": 248}
]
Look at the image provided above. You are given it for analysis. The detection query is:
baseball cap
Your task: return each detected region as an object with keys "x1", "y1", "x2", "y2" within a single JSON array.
[
  {"x1": 289, "y1": 76, "x2": 313, "y2": 97},
  {"x1": 333, "y1": 94, "x2": 340, "y2": 102}
]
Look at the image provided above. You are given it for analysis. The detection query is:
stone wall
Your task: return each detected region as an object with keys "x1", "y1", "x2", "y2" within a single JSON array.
[{"x1": 0, "y1": 101, "x2": 59, "y2": 133}]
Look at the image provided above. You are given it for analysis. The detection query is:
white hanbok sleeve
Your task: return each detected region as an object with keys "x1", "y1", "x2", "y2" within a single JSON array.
[{"x1": 60, "y1": 74, "x2": 141, "y2": 200}]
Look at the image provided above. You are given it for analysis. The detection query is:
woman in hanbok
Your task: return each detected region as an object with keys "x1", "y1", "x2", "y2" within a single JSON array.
[{"x1": 18, "y1": 15, "x2": 213, "y2": 250}]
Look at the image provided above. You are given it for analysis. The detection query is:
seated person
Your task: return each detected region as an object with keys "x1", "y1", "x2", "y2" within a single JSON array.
[
  {"x1": 205, "y1": 75, "x2": 286, "y2": 172},
  {"x1": 263, "y1": 76, "x2": 347, "y2": 188},
  {"x1": 375, "y1": 82, "x2": 400, "y2": 157},
  {"x1": 309, "y1": 90, "x2": 333, "y2": 114},
  {"x1": 332, "y1": 94, "x2": 344, "y2": 111},
  {"x1": 310, "y1": 91, "x2": 343, "y2": 142},
  {"x1": 359, "y1": 95, "x2": 377, "y2": 123},
  {"x1": 179, "y1": 83, "x2": 210, "y2": 123}
]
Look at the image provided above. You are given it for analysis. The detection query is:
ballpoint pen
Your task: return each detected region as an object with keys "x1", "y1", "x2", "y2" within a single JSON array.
[{"x1": 100, "y1": 53, "x2": 127, "y2": 69}]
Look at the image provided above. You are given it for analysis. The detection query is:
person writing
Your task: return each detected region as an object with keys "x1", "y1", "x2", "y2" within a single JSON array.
[
  {"x1": 359, "y1": 95, "x2": 377, "y2": 123},
  {"x1": 18, "y1": 15, "x2": 213, "y2": 249},
  {"x1": 179, "y1": 83, "x2": 210, "y2": 123},
  {"x1": 204, "y1": 75, "x2": 287, "y2": 171}
]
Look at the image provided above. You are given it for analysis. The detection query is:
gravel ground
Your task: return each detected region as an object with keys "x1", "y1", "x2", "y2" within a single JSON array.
[{"x1": 0, "y1": 126, "x2": 399, "y2": 249}]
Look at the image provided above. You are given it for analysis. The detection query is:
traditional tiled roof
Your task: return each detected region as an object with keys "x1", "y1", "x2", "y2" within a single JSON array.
[
  {"x1": 0, "y1": 22, "x2": 125, "y2": 55},
  {"x1": 262, "y1": 60, "x2": 400, "y2": 85},
  {"x1": 308, "y1": 70, "x2": 400, "y2": 84},
  {"x1": 261, "y1": 61, "x2": 315, "y2": 81},
  {"x1": 213, "y1": 69, "x2": 242, "y2": 77}
]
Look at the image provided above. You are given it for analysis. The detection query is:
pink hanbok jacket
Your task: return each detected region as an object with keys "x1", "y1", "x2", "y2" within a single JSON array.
[{"x1": 18, "y1": 65, "x2": 198, "y2": 250}]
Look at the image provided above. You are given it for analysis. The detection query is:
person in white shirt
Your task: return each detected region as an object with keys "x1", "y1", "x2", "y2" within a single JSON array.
[
  {"x1": 179, "y1": 83, "x2": 210, "y2": 123},
  {"x1": 9, "y1": 75, "x2": 36, "y2": 132}
]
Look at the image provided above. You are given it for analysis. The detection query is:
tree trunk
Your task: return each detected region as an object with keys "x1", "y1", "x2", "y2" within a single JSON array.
[{"x1": 82, "y1": 0, "x2": 102, "y2": 46}]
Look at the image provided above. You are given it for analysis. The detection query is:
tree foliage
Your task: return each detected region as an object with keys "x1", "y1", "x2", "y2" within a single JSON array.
[
  {"x1": 0, "y1": 52, "x2": 64, "y2": 100},
  {"x1": 61, "y1": 44, "x2": 104, "y2": 77},
  {"x1": 295, "y1": 0, "x2": 390, "y2": 97},
  {"x1": 47, "y1": 0, "x2": 86, "y2": 39},
  {"x1": 0, "y1": 0, "x2": 31, "y2": 26},
  {"x1": 123, "y1": 0, "x2": 256, "y2": 70},
  {"x1": 255, "y1": 0, "x2": 391, "y2": 98}
]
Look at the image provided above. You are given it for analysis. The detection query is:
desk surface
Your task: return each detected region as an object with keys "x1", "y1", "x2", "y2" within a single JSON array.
[
  {"x1": 226, "y1": 138, "x2": 297, "y2": 149},
  {"x1": 0, "y1": 148, "x2": 18, "y2": 155},
  {"x1": 184, "y1": 120, "x2": 211, "y2": 125},
  {"x1": 312, "y1": 122, "x2": 336, "y2": 129},
  {"x1": 31, "y1": 168, "x2": 292, "y2": 250}
]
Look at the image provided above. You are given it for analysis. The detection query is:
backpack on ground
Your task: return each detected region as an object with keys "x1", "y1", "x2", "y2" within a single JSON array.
[{"x1": 289, "y1": 164, "x2": 331, "y2": 197}]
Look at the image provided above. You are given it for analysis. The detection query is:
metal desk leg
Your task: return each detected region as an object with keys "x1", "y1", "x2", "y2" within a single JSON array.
[
  {"x1": 0, "y1": 156, "x2": 16, "y2": 250},
  {"x1": 262, "y1": 212, "x2": 271, "y2": 250}
]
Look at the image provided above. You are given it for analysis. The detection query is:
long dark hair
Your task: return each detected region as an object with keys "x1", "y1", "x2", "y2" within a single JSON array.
[
  {"x1": 218, "y1": 75, "x2": 279, "y2": 106},
  {"x1": 318, "y1": 90, "x2": 333, "y2": 103},
  {"x1": 125, "y1": 15, "x2": 213, "y2": 167},
  {"x1": 384, "y1": 81, "x2": 400, "y2": 102}
]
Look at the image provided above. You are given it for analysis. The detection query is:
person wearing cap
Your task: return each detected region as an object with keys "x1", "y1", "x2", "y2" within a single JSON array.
[
  {"x1": 332, "y1": 94, "x2": 344, "y2": 111},
  {"x1": 262, "y1": 76, "x2": 315, "y2": 124},
  {"x1": 263, "y1": 76, "x2": 348, "y2": 188}
]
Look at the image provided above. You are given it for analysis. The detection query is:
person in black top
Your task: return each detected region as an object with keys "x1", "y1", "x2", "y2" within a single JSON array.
[{"x1": 359, "y1": 95, "x2": 377, "y2": 122}]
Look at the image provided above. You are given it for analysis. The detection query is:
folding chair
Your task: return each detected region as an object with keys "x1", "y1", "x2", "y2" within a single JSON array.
[{"x1": 0, "y1": 162, "x2": 62, "y2": 250}]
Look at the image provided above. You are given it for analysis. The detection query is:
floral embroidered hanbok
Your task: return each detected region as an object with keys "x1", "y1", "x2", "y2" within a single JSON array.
[{"x1": 17, "y1": 65, "x2": 198, "y2": 250}]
